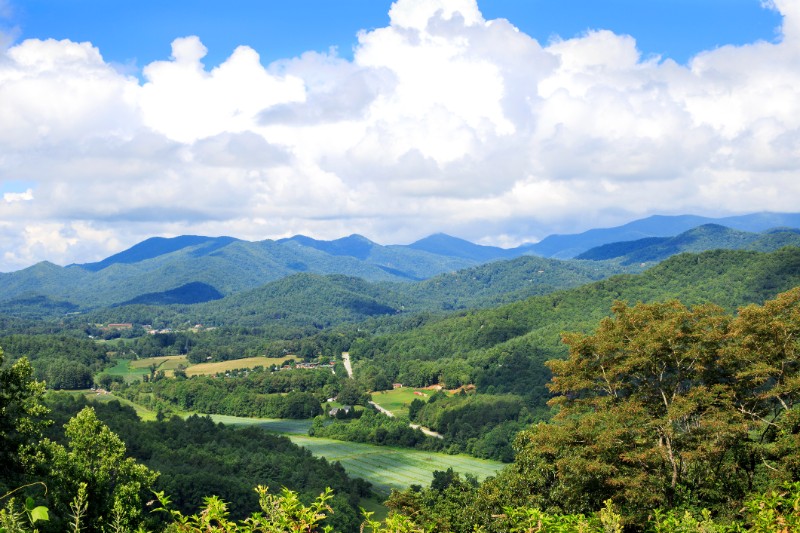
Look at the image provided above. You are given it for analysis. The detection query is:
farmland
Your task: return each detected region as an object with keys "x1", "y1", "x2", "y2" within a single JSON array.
[
  {"x1": 105, "y1": 355, "x2": 294, "y2": 381},
  {"x1": 370, "y1": 386, "x2": 443, "y2": 417},
  {"x1": 206, "y1": 414, "x2": 313, "y2": 434},
  {"x1": 187, "y1": 412, "x2": 503, "y2": 496},
  {"x1": 104, "y1": 359, "x2": 150, "y2": 382},
  {"x1": 183, "y1": 355, "x2": 292, "y2": 376},
  {"x1": 286, "y1": 435, "x2": 503, "y2": 496}
]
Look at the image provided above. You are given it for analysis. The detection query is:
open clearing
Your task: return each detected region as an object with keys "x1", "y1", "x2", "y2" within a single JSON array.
[
  {"x1": 370, "y1": 387, "x2": 445, "y2": 418},
  {"x1": 184, "y1": 356, "x2": 292, "y2": 376},
  {"x1": 104, "y1": 360, "x2": 149, "y2": 383},
  {"x1": 206, "y1": 414, "x2": 313, "y2": 434},
  {"x1": 106, "y1": 355, "x2": 293, "y2": 381},
  {"x1": 130, "y1": 355, "x2": 187, "y2": 371},
  {"x1": 205, "y1": 413, "x2": 503, "y2": 496},
  {"x1": 287, "y1": 435, "x2": 503, "y2": 496}
]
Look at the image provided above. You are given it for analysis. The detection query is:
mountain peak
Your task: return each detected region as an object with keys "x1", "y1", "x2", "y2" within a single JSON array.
[
  {"x1": 281, "y1": 233, "x2": 376, "y2": 260},
  {"x1": 76, "y1": 235, "x2": 239, "y2": 272},
  {"x1": 409, "y1": 233, "x2": 513, "y2": 262}
]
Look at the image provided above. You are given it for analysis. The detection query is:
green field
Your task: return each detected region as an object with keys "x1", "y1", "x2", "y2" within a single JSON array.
[
  {"x1": 89, "y1": 396, "x2": 503, "y2": 498},
  {"x1": 104, "y1": 355, "x2": 293, "y2": 382},
  {"x1": 370, "y1": 387, "x2": 442, "y2": 417},
  {"x1": 286, "y1": 435, "x2": 503, "y2": 496},
  {"x1": 206, "y1": 414, "x2": 313, "y2": 435},
  {"x1": 184, "y1": 412, "x2": 504, "y2": 496},
  {"x1": 184, "y1": 356, "x2": 291, "y2": 377},
  {"x1": 104, "y1": 360, "x2": 149, "y2": 383}
]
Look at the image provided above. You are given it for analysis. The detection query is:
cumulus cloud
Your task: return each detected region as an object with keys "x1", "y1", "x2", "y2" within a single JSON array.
[{"x1": 0, "y1": 0, "x2": 797, "y2": 270}]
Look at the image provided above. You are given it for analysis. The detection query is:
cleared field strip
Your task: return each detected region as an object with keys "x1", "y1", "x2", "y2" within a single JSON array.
[
  {"x1": 206, "y1": 414, "x2": 312, "y2": 434},
  {"x1": 184, "y1": 356, "x2": 292, "y2": 376},
  {"x1": 104, "y1": 360, "x2": 149, "y2": 382},
  {"x1": 370, "y1": 387, "x2": 445, "y2": 417},
  {"x1": 109, "y1": 355, "x2": 294, "y2": 381},
  {"x1": 286, "y1": 435, "x2": 504, "y2": 496},
  {"x1": 130, "y1": 355, "x2": 187, "y2": 370}
]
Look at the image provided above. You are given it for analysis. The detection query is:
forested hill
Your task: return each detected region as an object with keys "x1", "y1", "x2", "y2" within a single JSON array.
[
  {"x1": 73, "y1": 255, "x2": 627, "y2": 330},
  {"x1": 576, "y1": 224, "x2": 800, "y2": 264},
  {"x1": 0, "y1": 235, "x2": 486, "y2": 309},
  {"x1": 350, "y1": 247, "x2": 800, "y2": 410}
]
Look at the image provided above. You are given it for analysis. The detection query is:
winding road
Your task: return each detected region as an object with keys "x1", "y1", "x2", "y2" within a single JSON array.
[{"x1": 342, "y1": 351, "x2": 444, "y2": 439}]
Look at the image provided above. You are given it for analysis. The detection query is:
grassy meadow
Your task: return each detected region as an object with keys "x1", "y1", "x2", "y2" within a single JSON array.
[
  {"x1": 104, "y1": 359, "x2": 150, "y2": 383},
  {"x1": 370, "y1": 387, "x2": 443, "y2": 417},
  {"x1": 183, "y1": 356, "x2": 291, "y2": 376},
  {"x1": 286, "y1": 435, "x2": 503, "y2": 496},
  {"x1": 105, "y1": 355, "x2": 294, "y2": 381}
]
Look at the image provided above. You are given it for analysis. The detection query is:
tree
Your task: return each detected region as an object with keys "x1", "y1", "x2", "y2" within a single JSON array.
[
  {"x1": 723, "y1": 286, "x2": 800, "y2": 486},
  {"x1": 0, "y1": 348, "x2": 48, "y2": 493},
  {"x1": 28, "y1": 407, "x2": 157, "y2": 532},
  {"x1": 494, "y1": 295, "x2": 795, "y2": 525}
]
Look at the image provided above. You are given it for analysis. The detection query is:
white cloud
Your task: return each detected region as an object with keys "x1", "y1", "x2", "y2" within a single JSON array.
[
  {"x1": 140, "y1": 36, "x2": 306, "y2": 143},
  {"x1": 3, "y1": 188, "x2": 32, "y2": 202},
  {"x1": 0, "y1": 0, "x2": 798, "y2": 271}
]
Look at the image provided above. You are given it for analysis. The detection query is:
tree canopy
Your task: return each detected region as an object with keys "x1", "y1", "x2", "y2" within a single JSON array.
[{"x1": 480, "y1": 287, "x2": 800, "y2": 526}]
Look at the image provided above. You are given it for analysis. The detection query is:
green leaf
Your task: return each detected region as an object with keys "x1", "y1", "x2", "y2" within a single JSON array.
[
  {"x1": 30, "y1": 506, "x2": 49, "y2": 523},
  {"x1": 25, "y1": 496, "x2": 35, "y2": 511}
]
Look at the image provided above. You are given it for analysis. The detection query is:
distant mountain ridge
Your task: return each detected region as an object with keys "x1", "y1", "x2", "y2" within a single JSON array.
[
  {"x1": 1, "y1": 212, "x2": 799, "y2": 314},
  {"x1": 576, "y1": 224, "x2": 800, "y2": 264},
  {"x1": 77, "y1": 236, "x2": 241, "y2": 272},
  {"x1": 527, "y1": 212, "x2": 800, "y2": 258},
  {"x1": 407, "y1": 233, "x2": 516, "y2": 262}
]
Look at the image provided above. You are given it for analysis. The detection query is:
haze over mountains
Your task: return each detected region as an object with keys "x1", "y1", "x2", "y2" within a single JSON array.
[{"x1": 1, "y1": 212, "x2": 800, "y2": 316}]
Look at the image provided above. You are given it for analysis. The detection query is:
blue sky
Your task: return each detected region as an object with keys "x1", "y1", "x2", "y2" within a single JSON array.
[
  {"x1": 6, "y1": 1, "x2": 782, "y2": 68},
  {"x1": 0, "y1": 0, "x2": 797, "y2": 271}
]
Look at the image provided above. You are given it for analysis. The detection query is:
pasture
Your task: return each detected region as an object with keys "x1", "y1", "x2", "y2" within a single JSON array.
[
  {"x1": 206, "y1": 414, "x2": 313, "y2": 434},
  {"x1": 130, "y1": 355, "x2": 187, "y2": 374},
  {"x1": 286, "y1": 435, "x2": 503, "y2": 496},
  {"x1": 370, "y1": 387, "x2": 442, "y2": 417},
  {"x1": 104, "y1": 359, "x2": 149, "y2": 383},
  {"x1": 184, "y1": 356, "x2": 292, "y2": 376},
  {"x1": 106, "y1": 355, "x2": 293, "y2": 381}
]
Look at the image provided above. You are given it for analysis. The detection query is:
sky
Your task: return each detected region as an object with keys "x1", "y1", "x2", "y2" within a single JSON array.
[{"x1": 0, "y1": 0, "x2": 796, "y2": 272}]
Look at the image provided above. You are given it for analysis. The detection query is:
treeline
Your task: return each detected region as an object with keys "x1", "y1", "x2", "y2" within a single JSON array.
[
  {"x1": 410, "y1": 392, "x2": 533, "y2": 462},
  {"x1": 115, "y1": 365, "x2": 377, "y2": 419},
  {"x1": 118, "y1": 376, "x2": 324, "y2": 419},
  {"x1": 309, "y1": 409, "x2": 437, "y2": 449},
  {"x1": 0, "y1": 334, "x2": 110, "y2": 389}
]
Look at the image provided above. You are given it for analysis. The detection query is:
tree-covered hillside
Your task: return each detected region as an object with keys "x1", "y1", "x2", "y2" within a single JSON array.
[
  {"x1": 350, "y1": 248, "x2": 800, "y2": 411},
  {"x1": 576, "y1": 224, "x2": 800, "y2": 264}
]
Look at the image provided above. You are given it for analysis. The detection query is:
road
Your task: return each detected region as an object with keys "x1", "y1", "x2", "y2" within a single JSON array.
[
  {"x1": 341, "y1": 351, "x2": 353, "y2": 378},
  {"x1": 368, "y1": 401, "x2": 444, "y2": 439},
  {"x1": 346, "y1": 352, "x2": 444, "y2": 439}
]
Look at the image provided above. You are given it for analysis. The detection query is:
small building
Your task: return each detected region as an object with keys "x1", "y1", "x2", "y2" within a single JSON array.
[
  {"x1": 329, "y1": 405, "x2": 352, "y2": 417},
  {"x1": 392, "y1": 383, "x2": 403, "y2": 389}
]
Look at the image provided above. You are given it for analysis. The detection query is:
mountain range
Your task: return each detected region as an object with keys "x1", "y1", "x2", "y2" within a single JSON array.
[{"x1": 2, "y1": 212, "x2": 800, "y2": 316}]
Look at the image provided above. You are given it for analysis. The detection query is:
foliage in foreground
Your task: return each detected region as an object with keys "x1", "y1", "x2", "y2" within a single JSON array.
[
  {"x1": 474, "y1": 286, "x2": 800, "y2": 527},
  {"x1": 2, "y1": 481, "x2": 799, "y2": 532}
]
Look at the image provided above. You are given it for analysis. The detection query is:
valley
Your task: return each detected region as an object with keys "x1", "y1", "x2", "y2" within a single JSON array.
[{"x1": 3, "y1": 214, "x2": 800, "y2": 531}]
